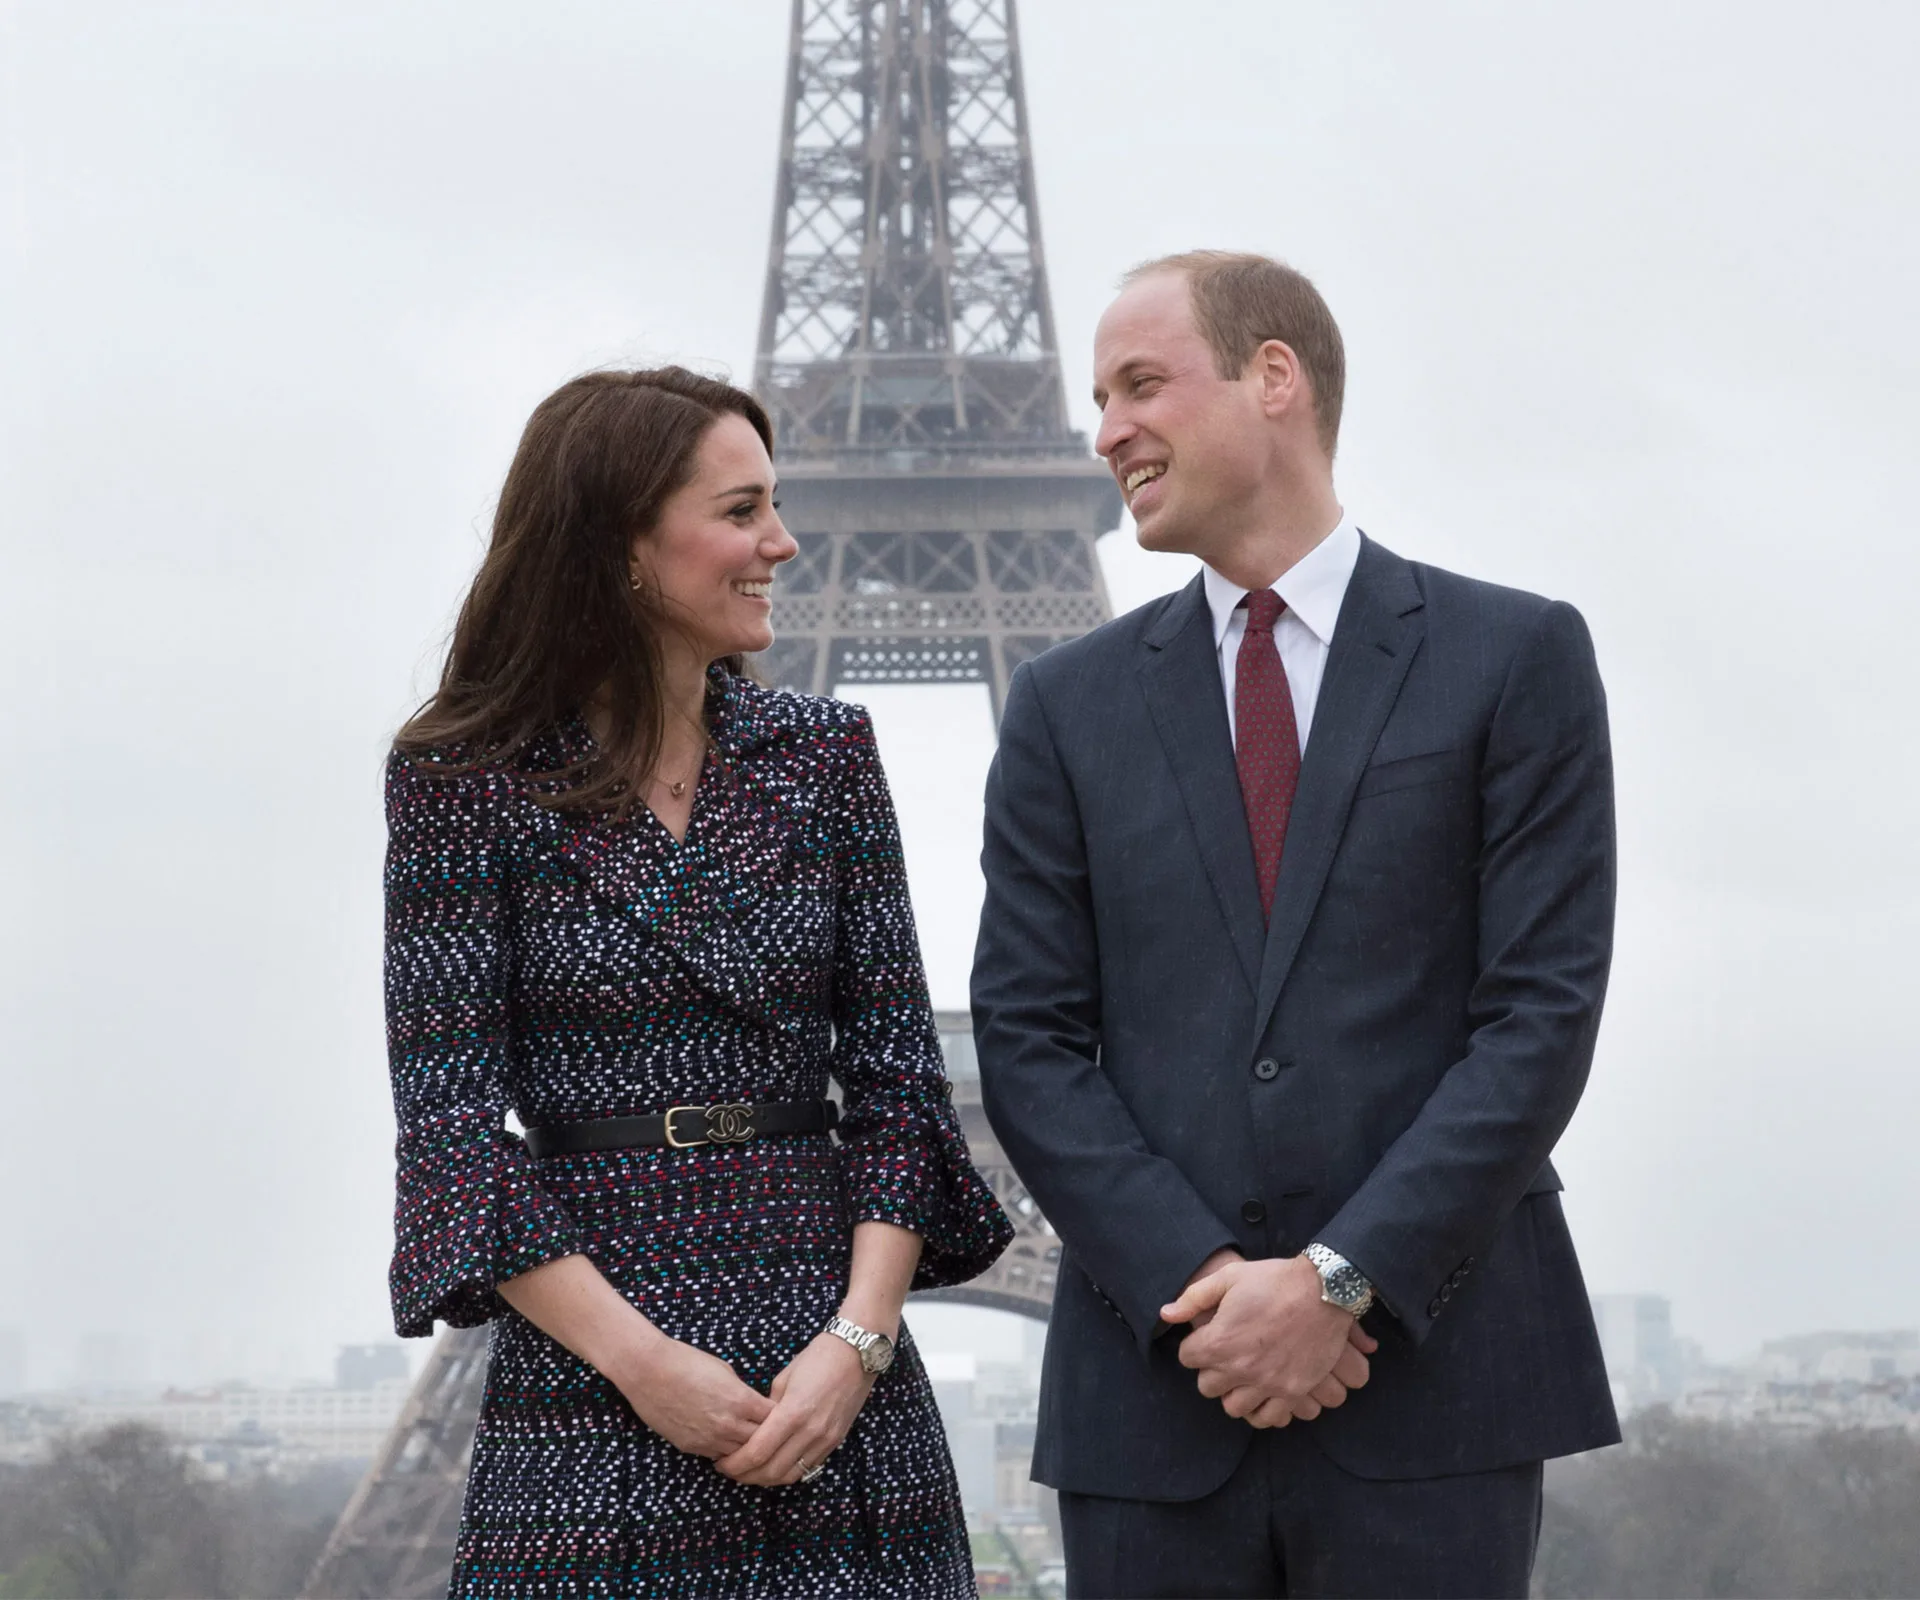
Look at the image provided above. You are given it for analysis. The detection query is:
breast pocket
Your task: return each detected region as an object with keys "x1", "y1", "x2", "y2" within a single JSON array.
[
  {"x1": 1327, "y1": 746, "x2": 1477, "y2": 937},
  {"x1": 1353, "y1": 746, "x2": 1471, "y2": 799}
]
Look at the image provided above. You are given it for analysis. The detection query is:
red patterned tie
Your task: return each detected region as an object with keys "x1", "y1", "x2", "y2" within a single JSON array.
[{"x1": 1234, "y1": 589, "x2": 1301, "y2": 921}]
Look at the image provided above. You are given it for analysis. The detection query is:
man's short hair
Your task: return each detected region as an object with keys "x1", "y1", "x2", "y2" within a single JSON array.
[{"x1": 1124, "y1": 250, "x2": 1345, "y2": 456}]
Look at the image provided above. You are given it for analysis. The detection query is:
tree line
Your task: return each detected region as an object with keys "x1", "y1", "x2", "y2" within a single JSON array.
[
  {"x1": 0, "y1": 1424, "x2": 355, "y2": 1599},
  {"x1": 1, "y1": 1409, "x2": 1917, "y2": 1597},
  {"x1": 1536, "y1": 1407, "x2": 1920, "y2": 1598}
]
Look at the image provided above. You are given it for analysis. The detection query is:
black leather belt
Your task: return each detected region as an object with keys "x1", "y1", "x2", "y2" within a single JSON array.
[{"x1": 524, "y1": 1098, "x2": 839, "y2": 1158}]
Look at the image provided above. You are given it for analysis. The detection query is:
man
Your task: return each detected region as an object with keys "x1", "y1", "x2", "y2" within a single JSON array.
[{"x1": 971, "y1": 252, "x2": 1619, "y2": 1599}]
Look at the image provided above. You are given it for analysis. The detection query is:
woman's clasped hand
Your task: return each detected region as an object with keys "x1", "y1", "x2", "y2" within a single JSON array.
[
  {"x1": 607, "y1": 1334, "x2": 773, "y2": 1463},
  {"x1": 611, "y1": 1325, "x2": 879, "y2": 1486},
  {"x1": 713, "y1": 1329, "x2": 880, "y2": 1486}
]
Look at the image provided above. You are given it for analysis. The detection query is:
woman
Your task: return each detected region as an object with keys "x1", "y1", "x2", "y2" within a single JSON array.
[{"x1": 383, "y1": 367, "x2": 1013, "y2": 1597}]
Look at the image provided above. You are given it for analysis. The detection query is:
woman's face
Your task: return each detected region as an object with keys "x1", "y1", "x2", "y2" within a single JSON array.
[{"x1": 634, "y1": 413, "x2": 797, "y2": 664}]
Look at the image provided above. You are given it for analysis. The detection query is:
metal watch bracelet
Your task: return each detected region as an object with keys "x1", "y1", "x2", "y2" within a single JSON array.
[{"x1": 1304, "y1": 1242, "x2": 1375, "y2": 1318}]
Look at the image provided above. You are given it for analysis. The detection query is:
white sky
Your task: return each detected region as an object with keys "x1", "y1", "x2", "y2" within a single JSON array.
[{"x1": 2, "y1": 1, "x2": 1916, "y2": 1385}]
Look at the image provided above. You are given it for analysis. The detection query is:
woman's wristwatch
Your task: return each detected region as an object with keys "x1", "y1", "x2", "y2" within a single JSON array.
[{"x1": 825, "y1": 1314, "x2": 896, "y2": 1375}]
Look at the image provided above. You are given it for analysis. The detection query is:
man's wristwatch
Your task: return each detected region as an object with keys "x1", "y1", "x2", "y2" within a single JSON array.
[
  {"x1": 825, "y1": 1314, "x2": 896, "y2": 1376},
  {"x1": 1304, "y1": 1243, "x2": 1375, "y2": 1318}
]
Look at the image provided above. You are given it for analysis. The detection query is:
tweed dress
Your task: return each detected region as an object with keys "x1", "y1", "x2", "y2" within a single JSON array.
[{"x1": 383, "y1": 670, "x2": 1013, "y2": 1599}]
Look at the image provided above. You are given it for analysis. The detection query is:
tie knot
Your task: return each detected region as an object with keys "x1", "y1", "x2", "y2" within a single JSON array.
[{"x1": 1244, "y1": 589, "x2": 1284, "y2": 634}]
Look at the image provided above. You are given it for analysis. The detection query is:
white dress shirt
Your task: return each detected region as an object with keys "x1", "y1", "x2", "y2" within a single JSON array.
[{"x1": 1202, "y1": 513, "x2": 1363, "y2": 752}]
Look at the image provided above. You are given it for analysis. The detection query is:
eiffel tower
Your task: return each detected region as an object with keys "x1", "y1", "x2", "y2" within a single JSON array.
[{"x1": 303, "y1": 4, "x2": 1114, "y2": 1592}]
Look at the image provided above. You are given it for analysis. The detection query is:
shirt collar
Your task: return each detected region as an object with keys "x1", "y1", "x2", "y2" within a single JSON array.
[{"x1": 1202, "y1": 512, "x2": 1363, "y2": 651}]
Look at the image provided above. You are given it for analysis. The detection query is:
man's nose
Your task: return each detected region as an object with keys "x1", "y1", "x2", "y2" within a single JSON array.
[{"x1": 1094, "y1": 404, "x2": 1131, "y2": 461}]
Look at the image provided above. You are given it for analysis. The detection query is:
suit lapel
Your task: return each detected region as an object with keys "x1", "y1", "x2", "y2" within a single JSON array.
[
  {"x1": 1138, "y1": 576, "x2": 1266, "y2": 993},
  {"x1": 1251, "y1": 537, "x2": 1427, "y2": 1045}
]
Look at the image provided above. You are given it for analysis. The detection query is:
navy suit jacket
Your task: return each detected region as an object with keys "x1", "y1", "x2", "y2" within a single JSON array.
[{"x1": 971, "y1": 535, "x2": 1621, "y2": 1499}]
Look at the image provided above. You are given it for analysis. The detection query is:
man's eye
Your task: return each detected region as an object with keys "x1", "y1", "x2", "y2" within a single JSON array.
[{"x1": 770, "y1": 499, "x2": 781, "y2": 512}]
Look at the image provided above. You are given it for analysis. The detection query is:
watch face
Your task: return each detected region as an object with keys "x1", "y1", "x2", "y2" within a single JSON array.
[
  {"x1": 1325, "y1": 1265, "x2": 1367, "y2": 1311},
  {"x1": 862, "y1": 1333, "x2": 895, "y2": 1375}
]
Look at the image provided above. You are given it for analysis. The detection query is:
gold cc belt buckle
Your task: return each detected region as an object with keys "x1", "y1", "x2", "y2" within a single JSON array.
[{"x1": 664, "y1": 1103, "x2": 757, "y2": 1148}]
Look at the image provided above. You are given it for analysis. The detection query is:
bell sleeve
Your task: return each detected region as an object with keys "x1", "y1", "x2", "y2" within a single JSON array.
[
  {"x1": 826, "y1": 708, "x2": 1014, "y2": 1291},
  {"x1": 382, "y1": 749, "x2": 584, "y2": 1336}
]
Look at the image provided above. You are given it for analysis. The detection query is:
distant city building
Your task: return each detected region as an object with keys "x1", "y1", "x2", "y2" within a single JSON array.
[
  {"x1": 922, "y1": 1338, "x2": 1057, "y2": 1533},
  {"x1": 335, "y1": 1342, "x2": 409, "y2": 1390},
  {"x1": 920, "y1": 1331, "x2": 1060, "y2": 1589},
  {"x1": 1675, "y1": 1374, "x2": 1920, "y2": 1433},
  {"x1": 1580, "y1": 1305, "x2": 1920, "y2": 1434},
  {"x1": 949, "y1": 1414, "x2": 1000, "y2": 1514},
  {"x1": 1590, "y1": 1293, "x2": 1704, "y2": 1410},
  {"x1": 0, "y1": 1346, "x2": 416, "y2": 1468},
  {"x1": 924, "y1": 1348, "x2": 978, "y2": 1416},
  {"x1": 0, "y1": 1398, "x2": 74, "y2": 1467},
  {"x1": 924, "y1": 1350, "x2": 997, "y2": 1515},
  {"x1": 994, "y1": 1420, "x2": 1042, "y2": 1519},
  {"x1": 1754, "y1": 1329, "x2": 1920, "y2": 1385},
  {"x1": 1669, "y1": 1327, "x2": 1920, "y2": 1434},
  {"x1": 74, "y1": 1376, "x2": 411, "y2": 1463}
]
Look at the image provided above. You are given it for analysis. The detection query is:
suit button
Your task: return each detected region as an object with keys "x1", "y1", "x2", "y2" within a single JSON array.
[
  {"x1": 1439, "y1": 1283, "x2": 1453, "y2": 1303},
  {"x1": 1428, "y1": 1298, "x2": 1443, "y2": 1318},
  {"x1": 1240, "y1": 1199, "x2": 1267, "y2": 1225},
  {"x1": 1253, "y1": 1058, "x2": 1280, "y2": 1081},
  {"x1": 1464, "y1": 1256, "x2": 1476, "y2": 1271}
]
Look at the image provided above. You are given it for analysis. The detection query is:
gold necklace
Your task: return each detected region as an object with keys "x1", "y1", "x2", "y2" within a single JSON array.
[{"x1": 659, "y1": 742, "x2": 711, "y2": 800}]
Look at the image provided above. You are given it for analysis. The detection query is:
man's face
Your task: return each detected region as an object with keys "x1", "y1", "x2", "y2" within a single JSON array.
[{"x1": 1092, "y1": 272, "x2": 1268, "y2": 559}]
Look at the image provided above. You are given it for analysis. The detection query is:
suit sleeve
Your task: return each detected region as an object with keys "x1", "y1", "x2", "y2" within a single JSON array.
[
  {"x1": 828, "y1": 709, "x2": 1014, "y2": 1291},
  {"x1": 1315, "y1": 601, "x2": 1615, "y2": 1342},
  {"x1": 973, "y1": 662, "x2": 1237, "y2": 1350},
  {"x1": 383, "y1": 750, "x2": 583, "y2": 1337}
]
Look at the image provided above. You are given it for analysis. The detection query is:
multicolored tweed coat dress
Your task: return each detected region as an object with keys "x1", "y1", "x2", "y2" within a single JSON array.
[{"x1": 383, "y1": 670, "x2": 1013, "y2": 1599}]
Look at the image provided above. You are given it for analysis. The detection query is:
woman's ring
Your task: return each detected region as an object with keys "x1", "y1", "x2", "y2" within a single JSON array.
[{"x1": 799, "y1": 1458, "x2": 825, "y2": 1483}]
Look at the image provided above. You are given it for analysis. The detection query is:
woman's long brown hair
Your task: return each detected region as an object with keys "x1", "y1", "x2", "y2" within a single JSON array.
[{"x1": 396, "y1": 367, "x2": 774, "y2": 815}]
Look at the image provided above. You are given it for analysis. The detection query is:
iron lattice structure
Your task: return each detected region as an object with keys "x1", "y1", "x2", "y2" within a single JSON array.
[
  {"x1": 753, "y1": 0, "x2": 1119, "y2": 715},
  {"x1": 305, "y1": 4, "x2": 1110, "y2": 1591},
  {"x1": 758, "y1": 0, "x2": 1067, "y2": 451},
  {"x1": 302, "y1": 1324, "x2": 490, "y2": 1598}
]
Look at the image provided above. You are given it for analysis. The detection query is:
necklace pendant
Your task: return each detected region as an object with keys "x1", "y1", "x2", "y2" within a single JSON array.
[{"x1": 669, "y1": 778, "x2": 687, "y2": 799}]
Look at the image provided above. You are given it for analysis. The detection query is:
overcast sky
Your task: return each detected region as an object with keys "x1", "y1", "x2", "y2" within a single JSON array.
[{"x1": 2, "y1": 1, "x2": 1916, "y2": 1386}]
